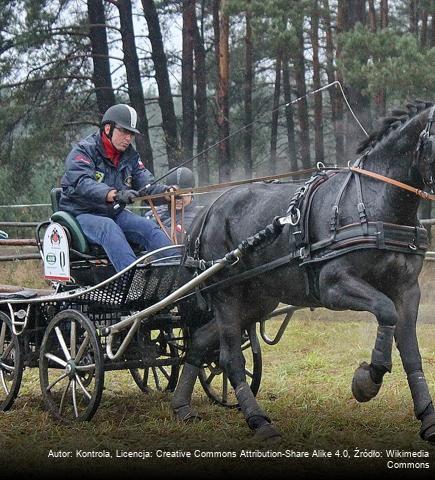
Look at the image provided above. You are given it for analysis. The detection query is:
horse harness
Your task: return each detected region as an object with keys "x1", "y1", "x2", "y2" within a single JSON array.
[{"x1": 183, "y1": 110, "x2": 435, "y2": 299}]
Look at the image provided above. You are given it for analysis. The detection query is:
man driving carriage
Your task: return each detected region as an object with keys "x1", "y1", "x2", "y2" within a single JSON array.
[{"x1": 59, "y1": 104, "x2": 176, "y2": 272}]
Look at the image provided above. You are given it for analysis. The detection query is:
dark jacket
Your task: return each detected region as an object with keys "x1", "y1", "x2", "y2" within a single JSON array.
[{"x1": 59, "y1": 131, "x2": 167, "y2": 217}]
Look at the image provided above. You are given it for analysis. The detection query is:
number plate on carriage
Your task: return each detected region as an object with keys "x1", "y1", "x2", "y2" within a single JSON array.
[{"x1": 43, "y1": 223, "x2": 70, "y2": 281}]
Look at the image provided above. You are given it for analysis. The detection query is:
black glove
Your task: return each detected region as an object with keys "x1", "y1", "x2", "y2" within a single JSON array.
[{"x1": 115, "y1": 189, "x2": 139, "y2": 206}]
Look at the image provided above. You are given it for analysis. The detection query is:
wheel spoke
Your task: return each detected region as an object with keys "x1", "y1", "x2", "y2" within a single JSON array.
[
  {"x1": 0, "y1": 322, "x2": 6, "y2": 355},
  {"x1": 152, "y1": 367, "x2": 161, "y2": 390},
  {"x1": 245, "y1": 368, "x2": 253, "y2": 379},
  {"x1": 70, "y1": 321, "x2": 77, "y2": 359},
  {"x1": 205, "y1": 370, "x2": 217, "y2": 385},
  {"x1": 0, "y1": 369, "x2": 10, "y2": 394},
  {"x1": 142, "y1": 368, "x2": 149, "y2": 387},
  {"x1": 71, "y1": 379, "x2": 79, "y2": 418},
  {"x1": 59, "y1": 379, "x2": 71, "y2": 414},
  {"x1": 158, "y1": 366, "x2": 171, "y2": 382},
  {"x1": 0, "y1": 361, "x2": 14, "y2": 372},
  {"x1": 75, "y1": 374, "x2": 92, "y2": 400},
  {"x1": 0, "y1": 342, "x2": 14, "y2": 361},
  {"x1": 74, "y1": 334, "x2": 90, "y2": 364},
  {"x1": 45, "y1": 353, "x2": 67, "y2": 368},
  {"x1": 222, "y1": 372, "x2": 228, "y2": 403},
  {"x1": 55, "y1": 327, "x2": 71, "y2": 361},
  {"x1": 46, "y1": 372, "x2": 68, "y2": 392}
]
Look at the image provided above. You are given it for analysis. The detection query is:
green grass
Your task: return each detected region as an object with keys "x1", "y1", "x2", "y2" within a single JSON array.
[
  {"x1": 1, "y1": 312, "x2": 434, "y2": 477},
  {"x1": 1, "y1": 261, "x2": 435, "y2": 476}
]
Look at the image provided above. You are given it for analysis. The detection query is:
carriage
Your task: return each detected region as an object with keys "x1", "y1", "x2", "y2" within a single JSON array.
[
  {"x1": 0, "y1": 190, "x2": 272, "y2": 421},
  {"x1": 1, "y1": 100, "x2": 435, "y2": 443}
]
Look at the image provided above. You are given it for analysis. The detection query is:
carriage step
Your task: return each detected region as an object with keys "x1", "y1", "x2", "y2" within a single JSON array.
[{"x1": 0, "y1": 290, "x2": 38, "y2": 300}]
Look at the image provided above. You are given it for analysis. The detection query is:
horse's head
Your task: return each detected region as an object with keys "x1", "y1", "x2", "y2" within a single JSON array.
[{"x1": 415, "y1": 105, "x2": 435, "y2": 192}]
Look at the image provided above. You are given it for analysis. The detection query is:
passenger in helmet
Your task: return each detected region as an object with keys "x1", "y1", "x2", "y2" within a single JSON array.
[
  {"x1": 59, "y1": 104, "x2": 177, "y2": 271},
  {"x1": 146, "y1": 167, "x2": 203, "y2": 243}
]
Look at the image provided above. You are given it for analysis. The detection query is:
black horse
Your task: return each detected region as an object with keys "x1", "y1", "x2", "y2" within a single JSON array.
[{"x1": 172, "y1": 101, "x2": 435, "y2": 443}]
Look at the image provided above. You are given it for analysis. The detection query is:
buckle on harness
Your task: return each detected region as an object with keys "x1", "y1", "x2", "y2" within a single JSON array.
[
  {"x1": 299, "y1": 246, "x2": 308, "y2": 259},
  {"x1": 330, "y1": 205, "x2": 339, "y2": 232},
  {"x1": 198, "y1": 259, "x2": 208, "y2": 270},
  {"x1": 290, "y1": 208, "x2": 301, "y2": 226},
  {"x1": 357, "y1": 202, "x2": 367, "y2": 220}
]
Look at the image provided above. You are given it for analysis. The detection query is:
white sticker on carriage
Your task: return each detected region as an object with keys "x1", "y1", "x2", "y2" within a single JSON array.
[{"x1": 43, "y1": 223, "x2": 70, "y2": 281}]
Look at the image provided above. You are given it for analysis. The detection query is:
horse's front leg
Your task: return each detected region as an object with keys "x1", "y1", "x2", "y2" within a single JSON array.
[
  {"x1": 395, "y1": 283, "x2": 435, "y2": 442},
  {"x1": 319, "y1": 267, "x2": 397, "y2": 402},
  {"x1": 214, "y1": 302, "x2": 281, "y2": 442}
]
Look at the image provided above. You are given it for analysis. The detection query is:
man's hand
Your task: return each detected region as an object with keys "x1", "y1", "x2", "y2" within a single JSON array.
[{"x1": 115, "y1": 189, "x2": 139, "y2": 206}]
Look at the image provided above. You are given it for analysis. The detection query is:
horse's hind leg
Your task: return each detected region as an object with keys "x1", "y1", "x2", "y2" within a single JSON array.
[
  {"x1": 395, "y1": 284, "x2": 435, "y2": 442},
  {"x1": 171, "y1": 320, "x2": 219, "y2": 421},
  {"x1": 319, "y1": 268, "x2": 398, "y2": 402},
  {"x1": 214, "y1": 302, "x2": 281, "y2": 442}
]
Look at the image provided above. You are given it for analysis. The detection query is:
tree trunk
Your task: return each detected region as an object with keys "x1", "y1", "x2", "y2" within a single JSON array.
[
  {"x1": 432, "y1": 0, "x2": 435, "y2": 47},
  {"x1": 116, "y1": 0, "x2": 154, "y2": 171},
  {"x1": 215, "y1": 0, "x2": 231, "y2": 182},
  {"x1": 420, "y1": 4, "x2": 428, "y2": 47},
  {"x1": 375, "y1": 0, "x2": 388, "y2": 117},
  {"x1": 380, "y1": 0, "x2": 389, "y2": 28},
  {"x1": 213, "y1": 0, "x2": 220, "y2": 84},
  {"x1": 322, "y1": 0, "x2": 342, "y2": 164},
  {"x1": 87, "y1": 0, "x2": 115, "y2": 116},
  {"x1": 347, "y1": 0, "x2": 366, "y2": 26},
  {"x1": 142, "y1": 0, "x2": 179, "y2": 169},
  {"x1": 293, "y1": 14, "x2": 310, "y2": 169},
  {"x1": 410, "y1": 0, "x2": 419, "y2": 35},
  {"x1": 194, "y1": 2, "x2": 209, "y2": 185},
  {"x1": 182, "y1": 0, "x2": 195, "y2": 164},
  {"x1": 282, "y1": 53, "x2": 297, "y2": 171},
  {"x1": 339, "y1": 0, "x2": 371, "y2": 160},
  {"x1": 311, "y1": 0, "x2": 324, "y2": 164},
  {"x1": 367, "y1": 0, "x2": 377, "y2": 32},
  {"x1": 335, "y1": 0, "x2": 346, "y2": 165},
  {"x1": 244, "y1": 1, "x2": 253, "y2": 178},
  {"x1": 270, "y1": 50, "x2": 282, "y2": 175}
]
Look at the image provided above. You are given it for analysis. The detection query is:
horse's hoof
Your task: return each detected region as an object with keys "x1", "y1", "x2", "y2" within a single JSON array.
[
  {"x1": 173, "y1": 405, "x2": 202, "y2": 422},
  {"x1": 420, "y1": 413, "x2": 435, "y2": 443},
  {"x1": 352, "y1": 361, "x2": 382, "y2": 402},
  {"x1": 254, "y1": 423, "x2": 282, "y2": 443}
]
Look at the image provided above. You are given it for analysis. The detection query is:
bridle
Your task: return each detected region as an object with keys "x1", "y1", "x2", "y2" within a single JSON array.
[{"x1": 349, "y1": 105, "x2": 435, "y2": 202}]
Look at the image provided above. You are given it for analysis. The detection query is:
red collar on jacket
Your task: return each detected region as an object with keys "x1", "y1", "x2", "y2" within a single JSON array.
[{"x1": 101, "y1": 132, "x2": 121, "y2": 168}]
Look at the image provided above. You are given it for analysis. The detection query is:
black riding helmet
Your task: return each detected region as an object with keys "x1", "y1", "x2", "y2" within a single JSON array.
[
  {"x1": 165, "y1": 167, "x2": 195, "y2": 188},
  {"x1": 101, "y1": 104, "x2": 141, "y2": 135}
]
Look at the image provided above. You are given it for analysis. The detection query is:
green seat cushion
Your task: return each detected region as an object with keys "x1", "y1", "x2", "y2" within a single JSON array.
[{"x1": 50, "y1": 211, "x2": 89, "y2": 254}]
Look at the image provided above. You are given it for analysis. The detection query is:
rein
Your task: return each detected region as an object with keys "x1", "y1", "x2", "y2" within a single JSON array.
[
  {"x1": 350, "y1": 166, "x2": 435, "y2": 201},
  {"x1": 135, "y1": 168, "x2": 317, "y2": 203}
]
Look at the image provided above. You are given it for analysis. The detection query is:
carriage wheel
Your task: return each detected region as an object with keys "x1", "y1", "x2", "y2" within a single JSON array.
[
  {"x1": 0, "y1": 311, "x2": 23, "y2": 411},
  {"x1": 39, "y1": 309, "x2": 104, "y2": 422},
  {"x1": 130, "y1": 328, "x2": 181, "y2": 393},
  {"x1": 198, "y1": 328, "x2": 262, "y2": 408}
]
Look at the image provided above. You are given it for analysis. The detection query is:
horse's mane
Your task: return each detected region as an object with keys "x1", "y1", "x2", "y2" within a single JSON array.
[{"x1": 356, "y1": 100, "x2": 434, "y2": 154}]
